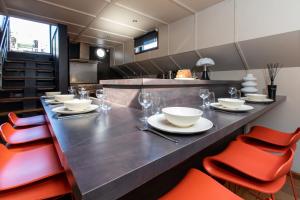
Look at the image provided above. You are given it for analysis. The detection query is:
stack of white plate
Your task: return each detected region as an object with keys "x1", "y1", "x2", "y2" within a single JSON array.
[
  {"x1": 210, "y1": 98, "x2": 254, "y2": 112},
  {"x1": 242, "y1": 94, "x2": 273, "y2": 103}
]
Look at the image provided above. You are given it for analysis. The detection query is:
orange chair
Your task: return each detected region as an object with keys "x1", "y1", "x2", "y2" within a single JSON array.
[
  {"x1": 237, "y1": 125, "x2": 300, "y2": 199},
  {"x1": 0, "y1": 174, "x2": 70, "y2": 200},
  {"x1": 0, "y1": 122, "x2": 51, "y2": 145},
  {"x1": 203, "y1": 140, "x2": 295, "y2": 200},
  {"x1": 0, "y1": 144, "x2": 64, "y2": 190},
  {"x1": 8, "y1": 112, "x2": 46, "y2": 127},
  {"x1": 159, "y1": 168, "x2": 242, "y2": 200},
  {"x1": 237, "y1": 125, "x2": 300, "y2": 153}
]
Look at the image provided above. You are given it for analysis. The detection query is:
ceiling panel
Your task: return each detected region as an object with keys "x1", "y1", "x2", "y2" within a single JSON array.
[
  {"x1": 178, "y1": 0, "x2": 224, "y2": 12},
  {"x1": 74, "y1": 35, "x2": 121, "y2": 48},
  {"x1": 90, "y1": 17, "x2": 142, "y2": 38},
  {"x1": 83, "y1": 28, "x2": 128, "y2": 42},
  {"x1": 99, "y1": 4, "x2": 162, "y2": 32},
  {"x1": 42, "y1": 0, "x2": 108, "y2": 16},
  {"x1": 117, "y1": 0, "x2": 191, "y2": 23},
  {"x1": 5, "y1": 0, "x2": 93, "y2": 26},
  {"x1": 67, "y1": 24, "x2": 84, "y2": 34}
]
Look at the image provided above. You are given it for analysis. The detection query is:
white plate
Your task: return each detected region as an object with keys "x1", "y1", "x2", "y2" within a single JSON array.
[
  {"x1": 241, "y1": 97, "x2": 274, "y2": 103},
  {"x1": 52, "y1": 104, "x2": 99, "y2": 115},
  {"x1": 174, "y1": 78, "x2": 196, "y2": 80},
  {"x1": 45, "y1": 99, "x2": 63, "y2": 104},
  {"x1": 147, "y1": 114, "x2": 213, "y2": 134},
  {"x1": 210, "y1": 103, "x2": 254, "y2": 112}
]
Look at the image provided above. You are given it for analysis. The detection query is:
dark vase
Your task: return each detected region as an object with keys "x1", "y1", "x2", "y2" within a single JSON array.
[{"x1": 268, "y1": 85, "x2": 277, "y2": 100}]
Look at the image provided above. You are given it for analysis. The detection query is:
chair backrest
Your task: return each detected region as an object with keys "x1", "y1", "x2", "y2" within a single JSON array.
[
  {"x1": 7, "y1": 112, "x2": 18, "y2": 126},
  {"x1": 291, "y1": 130, "x2": 300, "y2": 145},
  {"x1": 273, "y1": 148, "x2": 295, "y2": 179},
  {"x1": 0, "y1": 122, "x2": 15, "y2": 141},
  {"x1": 203, "y1": 140, "x2": 294, "y2": 181}
]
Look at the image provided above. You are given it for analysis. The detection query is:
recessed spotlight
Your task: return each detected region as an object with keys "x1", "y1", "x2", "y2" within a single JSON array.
[{"x1": 132, "y1": 19, "x2": 138, "y2": 23}]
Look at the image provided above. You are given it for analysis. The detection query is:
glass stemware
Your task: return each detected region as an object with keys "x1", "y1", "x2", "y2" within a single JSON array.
[
  {"x1": 228, "y1": 87, "x2": 237, "y2": 98},
  {"x1": 199, "y1": 89, "x2": 210, "y2": 108},
  {"x1": 68, "y1": 86, "x2": 76, "y2": 95},
  {"x1": 138, "y1": 91, "x2": 153, "y2": 122},
  {"x1": 205, "y1": 91, "x2": 215, "y2": 108}
]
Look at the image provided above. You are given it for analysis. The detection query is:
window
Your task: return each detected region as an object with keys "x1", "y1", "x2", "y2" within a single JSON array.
[
  {"x1": 9, "y1": 17, "x2": 50, "y2": 53},
  {"x1": 134, "y1": 30, "x2": 158, "y2": 54}
]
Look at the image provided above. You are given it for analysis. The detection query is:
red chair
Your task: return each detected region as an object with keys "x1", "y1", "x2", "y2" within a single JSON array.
[
  {"x1": 159, "y1": 168, "x2": 242, "y2": 200},
  {"x1": 0, "y1": 144, "x2": 64, "y2": 190},
  {"x1": 8, "y1": 112, "x2": 46, "y2": 127},
  {"x1": 0, "y1": 174, "x2": 70, "y2": 200},
  {"x1": 0, "y1": 122, "x2": 51, "y2": 145},
  {"x1": 203, "y1": 140, "x2": 295, "y2": 200},
  {"x1": 236, "y1": 125, "x2": 300, "y2": 199},
  {"x1": 237, "y1": 125, "x2": 300, "y2": 153}
]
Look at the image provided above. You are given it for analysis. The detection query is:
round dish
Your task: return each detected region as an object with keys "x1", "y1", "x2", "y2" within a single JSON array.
[
  {"x1": 52, "y1": 104, "x2": 98, "y2": 115},
  {"x1": 147, "y1": 114, "x2": 213, "y2": 134}
]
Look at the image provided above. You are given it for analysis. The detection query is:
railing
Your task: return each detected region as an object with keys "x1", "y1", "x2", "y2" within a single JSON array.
[{"x1": 0, "y1": 16, "x2": 9, "y2": 89}]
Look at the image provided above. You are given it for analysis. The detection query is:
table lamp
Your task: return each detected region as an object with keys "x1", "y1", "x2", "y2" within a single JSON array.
[{"x1": 195, "y1": 58, "x2": 215, "y2": 80}]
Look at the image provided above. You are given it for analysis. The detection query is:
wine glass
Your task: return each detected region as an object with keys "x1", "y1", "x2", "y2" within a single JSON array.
[
  {"x1": 138, "y1": 92, "x2": 153, "y2": 122},
  {"x1": 205, "y1": 91, "x2": 215, "y2": 108},
  {"x1": 199, "y1": 89, "x2": 210, "y2": 108},
  {"x1": 228, "y1": 87, "x2": 237, "y2": 98}
]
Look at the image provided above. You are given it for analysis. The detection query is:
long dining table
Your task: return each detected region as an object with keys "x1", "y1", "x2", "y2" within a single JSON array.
[{"x1": 41, "y1": 96, "x2": 286, "y2": 200}]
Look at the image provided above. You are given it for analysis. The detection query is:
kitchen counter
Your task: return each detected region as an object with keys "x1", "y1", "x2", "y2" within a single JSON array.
[
  {"x1": 100, "y1": 78, "x2": 241, "y2": 87},
  {"x1": 100, "y1": 78, "x2": 242, "y2": 109},
  {"x1": 42, "y1": 96, "x2": 286, "y2": 200}
]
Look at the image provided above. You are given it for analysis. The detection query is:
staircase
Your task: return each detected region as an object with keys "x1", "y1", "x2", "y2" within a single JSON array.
[{"x1": 0, "y1": 52, "x2": 56, "y2": 118}]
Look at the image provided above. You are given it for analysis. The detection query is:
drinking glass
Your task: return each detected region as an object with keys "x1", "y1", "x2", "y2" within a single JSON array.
[
  {"x1": 78, "y1": 87, "x2": 88, "y2": 99},
  {"x1": 205, "y1": 91, "x2": 215, "y2": 108},
  {"x1": 151, "y1": 95, "x2": 167, "y2": 115},
  {"x1": 68, "y1": 86, "x2": 76, "y2": 95},
  {"x1": 228, "y1": 87, "x2": 237, "y2": 98},
  {"x1": 199, "y1": 89, "x2": 210, "y2": 108},
  {"x1": 96, "y1": 89, "x2": 105, "y2": 107},
  {"x1": 138, "y1": 92, "x2": 153, "y2": 121}
]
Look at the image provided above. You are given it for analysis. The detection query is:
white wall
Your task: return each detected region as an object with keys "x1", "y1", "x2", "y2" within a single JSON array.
[
  {"x1": 110, "y1": 0, "x2": 300, "y2": 172},
  {"x1": 211, "y1": 68, "x2": 300, "y2": 172}
]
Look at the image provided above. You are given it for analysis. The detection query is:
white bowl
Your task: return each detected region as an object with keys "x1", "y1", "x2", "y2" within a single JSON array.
[
  {"x1": 162, "y1": 107, "x2": 203, "y2": 127},
  {"x1": 64, "y1": 99, "x2": 92, "y2": 111},
  {"x1": 54, "y1": 94, "x2": 74, "y2": 102},
  {"x1": 246, "y1": 94, "x2": 267, "y2": 100},
  {"x1": 218, "y1": 98, "x2": 245, "y2": 109},
  {"x1": 45, "y1": 91, "x2": 61, "y2": 97}
]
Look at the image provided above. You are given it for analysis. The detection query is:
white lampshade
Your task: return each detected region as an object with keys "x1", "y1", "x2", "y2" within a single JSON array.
[{"x1": 196, "y1": 58, "x2": 215, "y2": 67}]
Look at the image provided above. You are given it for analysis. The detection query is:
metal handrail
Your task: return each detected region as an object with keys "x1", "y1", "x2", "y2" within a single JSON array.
[{"x1": 0, "y1": 16, "x2": 9, "y2": 89}]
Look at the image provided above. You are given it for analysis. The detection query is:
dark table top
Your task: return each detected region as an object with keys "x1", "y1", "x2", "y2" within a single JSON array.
[{"x1": 42, "y1": 96, "x2": 286, "y2": 200}]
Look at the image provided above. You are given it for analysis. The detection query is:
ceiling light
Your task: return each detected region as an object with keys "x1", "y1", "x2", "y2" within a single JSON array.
[{"x1": 96, "y1": 48, "x2": 106, "y2": 58}]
